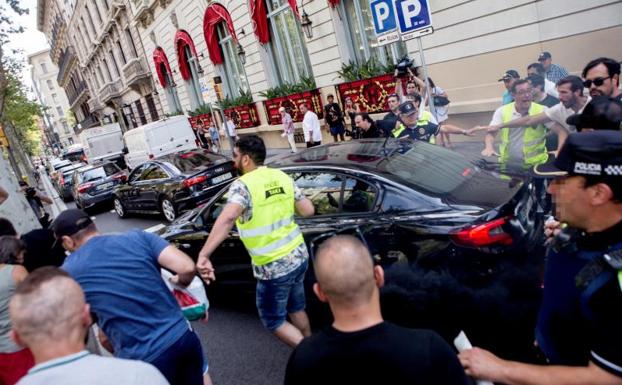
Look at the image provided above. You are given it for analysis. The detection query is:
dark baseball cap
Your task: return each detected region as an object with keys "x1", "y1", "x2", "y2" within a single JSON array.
[
  {"x1": 52, "y1": 209, "x2": 93, "y2": 238},
  {"x1": 398, "y1": 101, "x2": 418, "y2": 116},
  {"x1": 533, "y1": 130, "x2": 622, "y2": 178},
  {"x1": 566, "y1": 96, "x2": 622, "y2": 131},
  {"x1": 498, "y1": 70, "x2": 520, "y2": 82},
  {"x1": 538, "y1": 52, "x2": 552, "y2": 61}
]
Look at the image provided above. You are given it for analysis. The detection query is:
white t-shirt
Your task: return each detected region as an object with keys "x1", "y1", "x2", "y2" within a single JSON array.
[
  {"x1": 544, "y1": 79, "x2": 559, "y2": 98},
  {"x1": 302, "y1": 111, "x2": 322, "y2": 143},
  {"x1": 226, "y1": 120, "x2": 237, "y2": 137},
  {"x1": 544, "y1": 96, "x2": 591, "y2": 133}
]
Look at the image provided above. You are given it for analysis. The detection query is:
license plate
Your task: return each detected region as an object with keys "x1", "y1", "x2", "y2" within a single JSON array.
[
  {"x1": 97, "y1": 182, "x2": 113, "y2": 191},
  {"x1": 211, "y1": 172, "x2": 232, "y2": 185}
]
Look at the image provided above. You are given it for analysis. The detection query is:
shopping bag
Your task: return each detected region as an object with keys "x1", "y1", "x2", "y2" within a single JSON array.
[{"x1": 161, "y1": 269, "x2": 209, "y2": 321}]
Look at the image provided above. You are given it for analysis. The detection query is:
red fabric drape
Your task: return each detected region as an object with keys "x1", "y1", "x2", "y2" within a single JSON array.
[
  {"x1": 327, "y1": 0, "x2": 339, "y2": 7},
  {"x1": 153, "y1": 47, "x2": 173, "y2": 88},
  {"x1": 249, "y1": 0, "x2": 299, "y2": 44},
  {"x1": 203, "y1": 3, "x2": 237, "y2": 65},
  {"x1": 174, "y1": 30, "x2": 200, "y2": 81}
]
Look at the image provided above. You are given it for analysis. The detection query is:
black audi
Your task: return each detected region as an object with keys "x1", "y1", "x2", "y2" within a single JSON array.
[
  {"x1": 158, "y1": 139, "x2": 546, "y2": 358},
  {"x1": 112, "y1": 149, "x2": 235, "y2": 222}
]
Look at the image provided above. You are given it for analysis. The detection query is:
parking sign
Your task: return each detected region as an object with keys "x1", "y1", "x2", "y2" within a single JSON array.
[
  {"x1": 395, "y1": 0, "x2": 433, "y2": 40},
  {"x1": 370, "y1": 0, "x2": 400, "y2": 46}
]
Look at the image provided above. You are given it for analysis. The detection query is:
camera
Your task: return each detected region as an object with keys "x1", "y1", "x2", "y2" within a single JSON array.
[{"x1": 395, "y1": 56, "x2": 414, "y2": 77}]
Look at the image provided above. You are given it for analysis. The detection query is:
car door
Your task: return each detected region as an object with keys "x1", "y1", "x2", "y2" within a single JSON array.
[
  {"x1": 136, "y1": 164, "x2": 171, "y2": 210},
  {"x1": 123, "y1": 163, "x2": 148, "y2": 210}
]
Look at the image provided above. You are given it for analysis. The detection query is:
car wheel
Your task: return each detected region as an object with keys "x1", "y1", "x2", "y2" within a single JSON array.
[
  {"x1": 160, "y1": 198, "x2": 177, "y2": 222},
  {"x1": 113, "y1": 197, "x2": 128, "y2": 219}
]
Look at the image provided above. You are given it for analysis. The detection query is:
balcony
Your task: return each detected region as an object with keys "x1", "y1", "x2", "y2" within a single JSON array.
[
  {"x1": 133, "y1": 0, "x2": 155, "y2": 27},
  {"x1": 56, "y1": 46, "x2": 77, "y2": 85},
  {"x1": 122, "y1": 58, "x2": 150, "y2": 89},
  {"x1": 88, "y1": 97, "x2": 104, "y2": 112},
  {"x1": 99, "y1": 79, "x2": 123, "y2": 104},
  {"x1": 77, "y1": 115, "x2": 99, "y2": 132},
  {"x1": 67, "y1": 81, "x2": 88, "y2": 108}
]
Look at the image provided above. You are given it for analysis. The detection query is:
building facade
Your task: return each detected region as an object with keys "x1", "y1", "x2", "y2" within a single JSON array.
[{"x1": 28, "y1": 49, "x2": 79, "y2": 149}]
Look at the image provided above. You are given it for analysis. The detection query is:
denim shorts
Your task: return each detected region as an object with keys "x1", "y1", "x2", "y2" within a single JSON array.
[{"x1": 256, "y1": 260, "x2": 308, "y2": 332}]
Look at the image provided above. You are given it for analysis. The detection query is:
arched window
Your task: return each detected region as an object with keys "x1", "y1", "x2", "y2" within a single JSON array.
[
  {"x1": 153, "y1": 47, "x2": 182, "y2": 113},
  {"x1": 175, "y1": 30, "x2": 204, "y2": 111}
]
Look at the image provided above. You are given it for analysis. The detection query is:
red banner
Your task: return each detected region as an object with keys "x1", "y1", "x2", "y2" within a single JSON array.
[
  {"x1": 336, "y1": 74, "x2": 396, "y2": 113},
  {"x1": 224, "y1": 104, "x2": 260, "y2": 129},
  {"x1": 263, "y1": 89, "x2": 324, "y2": 126},
  {"x1": 188, "y1": 113, "x2": 213, "y2": 129}
]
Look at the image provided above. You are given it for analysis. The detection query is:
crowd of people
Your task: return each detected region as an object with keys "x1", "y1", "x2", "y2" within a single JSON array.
[{"x1": 0, "y1": 50, "x2": 621, "y2": 385}]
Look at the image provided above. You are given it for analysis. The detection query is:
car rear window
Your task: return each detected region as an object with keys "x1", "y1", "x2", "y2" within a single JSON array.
[
  {"x1": 79, "y1": 164, "x2": 120, "y2": 183},
  {"x1": 378, "y1": 144, "x2": 476, "y2": 194},
  {"x1": 168, "y1": 152, "x2": 224, "y2": 173}
]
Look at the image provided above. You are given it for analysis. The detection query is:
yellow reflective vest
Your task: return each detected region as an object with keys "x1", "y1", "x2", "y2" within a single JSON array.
[
  {"x1": 499, "y1": 102, "x2": 548, "y2": 167},
  {"x1": 236, "y1": 167, "x2": 304, "y2": 266}
]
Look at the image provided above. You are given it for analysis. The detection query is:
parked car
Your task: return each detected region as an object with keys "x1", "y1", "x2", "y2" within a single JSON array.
[
  {"x1": 157, "y1": 139, "x2": 546, "y2": 357},
  {"x1": 54, "y1": 162, "x2": 86, "y2": 201},
  {"x1": 72, "y1": 162, "x2": 127, "y2": 211},
  {"x1": 48, "y1": 158, "x2": 71, "y2": 176},
  {"x1": 112, "y1": 149, "x2": 236, "y2": 222}
]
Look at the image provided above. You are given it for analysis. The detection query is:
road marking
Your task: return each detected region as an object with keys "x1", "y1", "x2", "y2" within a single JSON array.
[{"x1": 145, "y1": 223, "x2": 166, "y2": 233}]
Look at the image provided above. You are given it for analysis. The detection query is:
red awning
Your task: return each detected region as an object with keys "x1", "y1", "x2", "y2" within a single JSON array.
[
  {"x1": 327, "y1": 0, "x2": 339, "y2": 7},
  {"x1": 249, "y1": 0, "x2": 299, "y2": 45},
  {"x1": 203, "y1": 3, "x2": 237, "y2": 65},
  {"x1": 153, "y1": 47, "x2": 173, "y2": 88},
  {"x1": 174, "y1": 30, "x2": 200, "y2": 81}
]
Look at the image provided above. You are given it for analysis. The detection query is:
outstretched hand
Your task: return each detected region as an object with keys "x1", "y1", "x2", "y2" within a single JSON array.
[
  {"x1": 481, "y1": 148, "x2": 499, "y2": 157},
  {"x1": 458, "y1": 347, "x2": 506, "y2": 381}
]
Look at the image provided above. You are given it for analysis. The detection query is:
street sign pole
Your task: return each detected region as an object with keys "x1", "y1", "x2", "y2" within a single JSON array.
[{"x1": 415, "y1": 37, "x2": 436, "y2": 117}]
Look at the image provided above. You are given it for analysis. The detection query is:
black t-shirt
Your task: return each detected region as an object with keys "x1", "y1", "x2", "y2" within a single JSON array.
[
  {"x1": 284, "y1": 322, "x2": 469, "y2": 385},
  {"x1": 324, "y1": 103, "x2": 344, "y2": 127},
  {"x1": 380, "y1": 112, "x2": 399, "y2": 132},
  {"x1": 395, "y1": 122, "x2": 440, "y2": 142},
  {"x1": 539, "y1": 94, "x2": 560, "y2": 107},
  {"x1": 360, "y1": 123, "x2": 389, "y2": 139}
]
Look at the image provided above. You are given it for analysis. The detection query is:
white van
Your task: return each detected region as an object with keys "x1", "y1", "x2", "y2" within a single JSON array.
[
  {"x1": 79, "y1": 123, "x2": 125, "y2": 167},
  {"x1": 123, "y1": 115, "x2": 198, "y2": 169}
]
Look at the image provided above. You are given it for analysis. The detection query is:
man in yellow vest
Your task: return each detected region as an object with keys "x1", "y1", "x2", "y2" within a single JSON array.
[
  {"x1": 476, "y1": 79, "x2": 550, "y2": 170},
  {"x1": 197, "y1": 135, "x2": 315, "y2": 347}
]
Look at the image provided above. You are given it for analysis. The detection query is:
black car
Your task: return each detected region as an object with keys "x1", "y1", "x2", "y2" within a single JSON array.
[
  {"x1": 113, "y1": 149, "x2": 236, "y2": 222},
  {"x1": 72, "y1": 162, "x2": 127, "y2": 211},
  {"x1": 54, "y1": 163, "x2": 86, "y2": 201},
  {"x1": 158, "y1": 139, "x2": 546, "y2": 357}
]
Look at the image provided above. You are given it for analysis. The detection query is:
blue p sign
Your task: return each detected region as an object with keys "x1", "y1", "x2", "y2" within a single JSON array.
[
  {"x1": 371, "y1": 0, "x2": 397, "y2": 35},
  {"x1": 396, "y1": 0, "x2": 431, "y2": 33}
]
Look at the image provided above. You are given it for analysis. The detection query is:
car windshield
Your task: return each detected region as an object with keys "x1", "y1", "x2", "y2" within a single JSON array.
[
  {"x1": 62, "y1": 164, "x2": 85, "y2": 177},
  {"x1": 168, "y1": 151, "x2": 224, "y2": 173},
  {"x1": 80, "y1": 164, "x2": 119, "y2": 182}
]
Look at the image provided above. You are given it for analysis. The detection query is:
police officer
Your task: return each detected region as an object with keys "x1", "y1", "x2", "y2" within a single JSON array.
[
  {"x1": 197, "y1": 135, "x2": 315, "y2": 347},
  {"x1": 392, "y1": 100, "x2": 467, "y2": 141},
  {"x1": 459, "y1": 130, "x2": 622, "y2": 385}
]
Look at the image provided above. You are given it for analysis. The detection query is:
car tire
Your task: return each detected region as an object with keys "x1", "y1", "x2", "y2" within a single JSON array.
[
  {"x1": 160, "y1": 198, "x2": 177, "y2": 222},
  {"x1": 113, "y1": 197, "x2": 128, "y2": 219}
]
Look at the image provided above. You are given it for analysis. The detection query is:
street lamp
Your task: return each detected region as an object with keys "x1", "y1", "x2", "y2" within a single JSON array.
[
  {"x1": 237, "y1": 42, "x2": 246, "y2": 65},
  {"x1": 300, "y1": 10, "x2": 313, "y2": 39}
]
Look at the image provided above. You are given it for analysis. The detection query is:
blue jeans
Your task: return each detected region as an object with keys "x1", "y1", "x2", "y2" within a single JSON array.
[
  {"x1": 150, "y1": 328, "x2": 204, "y2": 385},
  {"x1": 256, "y1": 260, "x2": 308, "y2": 331}
]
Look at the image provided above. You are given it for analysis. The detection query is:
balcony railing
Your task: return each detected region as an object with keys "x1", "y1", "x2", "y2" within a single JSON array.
[
  {"x1": 88, "y1": 97, "x2": 104, "y2": 112},
  {"x1": 99, "y1": 79, "x2": 123, "y2": 103},
  {"x1": 77, "y1": 115, "x2": 99, "y2": 131},
  {"x1": 67, "y1": 81, "x2": 88, "y2": 108},
  {"x1": 56, "y1": 47, "x2": 77, "y2": 85},
  {"x1": 122, "y1": 58, "x2": 150, "y2": 87}
]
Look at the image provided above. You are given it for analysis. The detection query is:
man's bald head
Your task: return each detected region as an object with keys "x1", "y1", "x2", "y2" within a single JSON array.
[
  {"x1": 10, "y1": 267, "x2": 89, "y2": 347},
  {"x1": 314, "y1": 235, "x2": 377, "y2": 307}
]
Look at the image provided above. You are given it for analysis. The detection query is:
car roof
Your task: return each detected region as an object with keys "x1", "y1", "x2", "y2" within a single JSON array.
[{"x1": 157, "y1": 149, "x2": 229, "y2": 162}]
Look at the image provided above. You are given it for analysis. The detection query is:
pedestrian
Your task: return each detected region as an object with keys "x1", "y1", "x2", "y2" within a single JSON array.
[
  {"x1": 428, "y1": 77, "x2": 453, "y2": 147},
  {"x1": 582, "y1": 57, "x2": 621, "y2": 101},
  {"x1": 473, "y1": 76, "x2": 590, "y2": 155},
  {"x1": 299, "y1": 103, "x2": 322, "y2": 148},
  {"x1": 284, "y1": 235, "x2": 469, "y2": 385},
  {"x1": 193, "y1": 119, "x2": 208, "y2": 148},
  {"x1": 566, "y1": 96, "x2": 622, "y2": 132},
  {"x1": 526, "y1": 74, "x2": 559, "y2": 107},
  {"x1": 527, "y1": 62, "x2": 559, "y2": 98},
  {"x1": 208, "y1": 121, "x2": 220, "y2": 153},
  {"x1": 197, "y1": 135, "x2": 315, "y2": 347},
  {"x1": 55, "y1": 209, "x2": 208, "y2": 385},
  {"x1": 9, "y1": 267, "x2": 169, "y2": 385},
  {"x1": 279, "y1": 107, "x2": 297, "y2": 153},
  {"x1": 459, "y1": 130, "x2": 622, "y2": 385},
  {"x1": 0, "y1": 237, "x2": 32, "y2": 385},
  {"x1": 354, "y1": 113, "x2": 386, "y2": 138},
  {"x1": 378, "y1": 93, "x2": 401, "y2": 134},
  {"x1": 0, "y1": 187, "x2": 8, "y2": 205},
  {"x1": 324, "y1": 94, "x2": 345, "y2": 142},
  {"x1": 537, "y1": 51, "x2": 569, "y2": 84},
  {"x1": 18, "y1": 181, "x2": 52, "y2": 229},
  {"x1": 499, "y1": 70, "x2": 520, "y2": 105},
  {"x1": 392, "y1": 100, "x2": 468, "y2": 142},
  {"x1": 342, "y1": 97, "x2": 359, "y2": 136},
  {"x1": 395, "y1": 67, "x2": 427, "y2": 102},
  {"x1": 225, "y1": 114, "x2": 238, "y2": 142}
]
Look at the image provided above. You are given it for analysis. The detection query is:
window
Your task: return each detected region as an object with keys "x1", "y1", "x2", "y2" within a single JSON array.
[
  {"x1": 46, "y1": 80, "x2": 54, "y2": 90},
  {"x1": 78, "y1": 163, "x2": 120, "y2": 183},
  {"x1": 291, "y1": 172, "x2": 343, "y2": 216},
  {"x1": 142, "y1": 165, "x2": 168, "y2": 180},
  {"x1": 341, "y1": 0, "x2": 406, "y2": 66},
  {"x1": 56, "y1": 106, "x2": 64, "y2": 116},
  {"x1": 163, "y1": 69, "x2": 182, "y2": 113},
  {"x1": 40, "y1": 63, "x2": 48, "y2": 73},
  {"x1": 101, "y1": 59, "x2": 112, "y2": 82},
  {"x1": 341, "y1": 178, "x2": 376, "y2": 213},
  {"x1": 184, "y1": 45, "x2": 204, "y2": 110},
  {"x1": 68, "y1": 137, "x2": 74, "y2": 145},
  {"x1": 266, "y1": 0, "x2": 312, "y2": 85},
  {"x1": 81, "y1": 18, "x2": 93, "y2": 40},
  {"x1": 217, "y1": 24, "x2": 249, "y2": 98},
  {"x1": 134, "y1": 100, "x2": 147, "y2": 125},
  {"x1": 116, "y1": 41, "x2": 126, "y2": 64},
  {"x1": 109, "y1": 49, "x2": 120, "y2": 78},
  {"x1": 84, "y1": 6, "x2": 97, "y2": 37},
  {"x1": 52, "y1": 93, "x2": 59, "y2": 104},
  {"x1": 90, "y1": 0, "x2": 102, "y2": 24},
  {"x1": 145, "y1": 94, "x2": 159, "y2": 121},
  {"x1": 125, "y1": 28, "x2": 138, "y2": 58},
  {"x1": 62, "y1": 121, "x2": 70, "y2": 133},
  {"x1": 129, "y1": 164, "x2": 148, "y2": 183}
]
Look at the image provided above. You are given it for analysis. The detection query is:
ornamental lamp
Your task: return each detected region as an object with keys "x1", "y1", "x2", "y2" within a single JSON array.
[
  {"x1": 300, "y1": 10, "x2": 313, "y2": 39},
  {"x1": 237, "y1": 42, "x2": 246, "y2": 65}
]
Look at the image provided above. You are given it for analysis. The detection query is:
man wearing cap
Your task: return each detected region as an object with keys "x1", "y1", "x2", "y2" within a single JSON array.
[
  {"x1": 279, "y1": 107, "x2": 297, "y2": 153},
  {"x1": 459, "y1": 130, "x2": 622, "y2": 385},
  {"x1": 538, "y1": 51, "x2": 569, "y2": 84},
  {"x1": 392, "y1": 100, "x2": 468, "y2": 141},
  {"x1": 582, "y1": 57, "x2": 621, "y2": 101},
  {"x1": 54, "y1": 209, "x2": 208, "y2": 385},
  {"x1": 567, "y1": 96, "x2": 622, "y2": 132},
  {"x1": 499, "y1": 70, "x2": 520, "y2": 105}
]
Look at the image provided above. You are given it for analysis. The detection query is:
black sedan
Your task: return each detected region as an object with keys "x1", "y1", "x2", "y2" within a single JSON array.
[
  {"x1": 113, "y1": 149, "x2": 236, "y2": 222},
  {"x1": 72, "y1": 162, "x2": 127, "y2": 212},
  {"x1": 159, "y1": 139, "x2": 546, "y2": 359}
]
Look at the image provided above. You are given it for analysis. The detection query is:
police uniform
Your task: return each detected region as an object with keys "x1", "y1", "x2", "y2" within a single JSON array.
[
  {"x1": 533, "y1": 131, "x2": 622, "y2": 376},
  {"x1": 392, "y1": 101, "x2": 440, "y2": 142}
]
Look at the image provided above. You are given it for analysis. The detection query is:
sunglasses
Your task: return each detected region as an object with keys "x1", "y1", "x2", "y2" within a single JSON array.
[{"x1": 583, "y1": 77, "x2": 610, "y2": 88}]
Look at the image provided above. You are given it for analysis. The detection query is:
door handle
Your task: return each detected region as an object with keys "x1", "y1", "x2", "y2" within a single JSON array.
[{"x1": 178, "y1": 243, "x2": 192, "y2": 249}]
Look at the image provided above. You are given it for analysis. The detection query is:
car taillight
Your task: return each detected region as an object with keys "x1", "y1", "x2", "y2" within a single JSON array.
[
  {"x1": 183, "y1": 175, "x2": 207, "y2": 188},
  {"x1": 77, "y1": 182, "x2": 94, "y2": 193},
  {"x1": 450, "y1": 217, "x2": 513, "y2": 248},
  {"x1": 59, "y1": 175, "x2": 65, "y2": 185},
  {"x1": 112, "y1": 173, "x2": 127, "y2": 182}
]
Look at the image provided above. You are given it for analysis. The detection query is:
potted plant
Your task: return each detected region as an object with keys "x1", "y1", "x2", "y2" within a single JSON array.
[
  {"x1": 336, "y1": 58, "x2": 397, "y2": 114},
  {"x1": 217, "y1": 90, "x2": 260, "y2": 129},
  {"x1": 260, "y1": 76, "x2": 323, "y2": 125},
  {"x1": 187, "y1": 104, "x2": 213, "y2": 129}
]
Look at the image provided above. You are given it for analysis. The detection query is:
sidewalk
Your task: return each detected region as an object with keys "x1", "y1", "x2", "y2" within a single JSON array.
[{"x1": 39, "y1": 172, "x2": 67, "y2": 218}]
